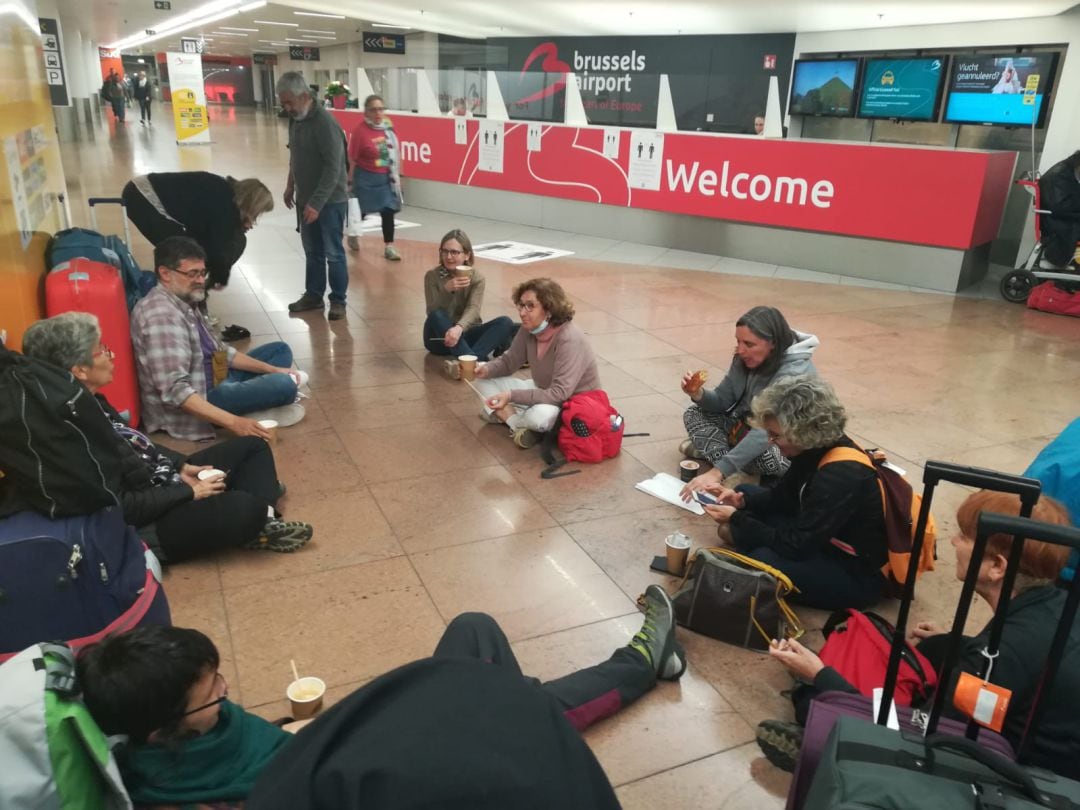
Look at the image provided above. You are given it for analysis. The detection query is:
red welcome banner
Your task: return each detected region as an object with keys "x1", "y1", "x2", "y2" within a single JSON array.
[{"x1": 332, "y1": 111, "x2": 1016, "y2": 250}]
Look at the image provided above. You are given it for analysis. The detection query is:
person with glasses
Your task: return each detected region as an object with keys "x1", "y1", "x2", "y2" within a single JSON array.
[
  {"x1": 423, "y1": 229, "x2": 517, "y2": 374},
  {"x1": 131, "y1": 236, "x2": 307, "y2": 442},
  {"x1": 344, "y1": 93, "x2": 403, "y2": 262},
  {"x1": 23, "y1": 312, "x2": 314, "y2": 559},
  {"x1": 473, "y1": 278, "x2": 601, "y2": 449}
]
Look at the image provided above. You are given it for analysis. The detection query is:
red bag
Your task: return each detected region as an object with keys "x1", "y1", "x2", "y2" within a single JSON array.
[
  {"x1": 557, "y1": 390, "x2": 623, "y2": 464},
  {"x1": 1027, "y1": 280, "x2": 1080, "y2": 317},
  {"x1": 818, "y1": 609, "x2": 937, "y2": 707}
]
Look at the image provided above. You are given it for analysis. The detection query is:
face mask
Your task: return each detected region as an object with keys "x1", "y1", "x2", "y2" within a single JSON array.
[{"x1": 529, "y1": 319, "x2": 549, "y2": 335}]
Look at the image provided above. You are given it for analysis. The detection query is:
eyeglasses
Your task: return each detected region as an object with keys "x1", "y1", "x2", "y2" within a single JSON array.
[
  {"x1": 169, "y1": 266, "x2": 209, "y2": 280},
  {"x1": 439, "y1": 248, "x2": 464, "y2": 257},
  {"x1": 92, "y1": 344, "x2": 115, "y2": 360},
  {"x1": 183, "y1": 672, "x2": 228, "y2": 716},
  {"x1": 516, "y1": 301, "x2": 540, "y2": 312},
  {"x1": 366, "y1": 106, "x2": 385, "y2": 113}
]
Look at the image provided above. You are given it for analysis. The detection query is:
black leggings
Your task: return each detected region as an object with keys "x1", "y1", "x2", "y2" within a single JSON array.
[
  {"x1": 154, "y1": 437, "x2": 279, "y2": 563},
  {"x1": 380, "y1": 209, "x2": 395, "y2": 244}
]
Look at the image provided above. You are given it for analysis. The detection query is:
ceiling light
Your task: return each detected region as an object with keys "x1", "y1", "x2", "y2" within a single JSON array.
[
  {"x1": 301, "y1": 34, "x2": 336, "y2": 39},
  {"x1": 239, "y1": 1, "x2": 266, "y2": 10},
  {"x1": 253, "y1": 19, "x2": 299, "y2": 26},
  {"x1": 105, "y1": 0, "x2": 242, "y2": 48},
  {"x1": 286, "y1": 37, "x2": 318, "y2": 43},
  {"x1": 293, "y1": 11, "x2": 345, "y2": 19},
  {"x1": 298, "y1": 28, "x2": 334, "y2": 34},
  {"x1": 371, "y1": 23, "x2": 409, "y2": 29},
  {"x1": 219, "y1": 26, "x2": 258, "y2": 31},
  {"x1": 211, "y1": 31, "x2": 248, "y2": 36}
]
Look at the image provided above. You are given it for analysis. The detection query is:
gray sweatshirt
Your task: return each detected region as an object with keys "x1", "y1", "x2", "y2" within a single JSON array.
[
  {"x1": 696, "y1": 330, "x2": 820, "y2": 475},
  {"x1": 287, "y1": 104, "x2": 348, "y2": 212}
]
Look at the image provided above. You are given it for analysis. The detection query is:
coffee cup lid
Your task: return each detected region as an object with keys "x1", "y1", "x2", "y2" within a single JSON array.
[
  {"x1": 197, "y1": 469, "x2": 226, "y2": 481},
  {"x1": 257, "y1": 419, "x2": 279, "y2": 429},
  {"x1": 458, "y1": 354, "x2": 478, "y2": 361}
]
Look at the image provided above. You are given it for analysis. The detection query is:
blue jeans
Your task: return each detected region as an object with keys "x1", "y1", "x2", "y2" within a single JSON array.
[
  {"x1": 206, "y1": 342, "x2": 298, "y2": 416},
  {"x1": 110, "y1": 97, "x2": 125, "y2": 121},
  {"x1": 423, "y1": 310, "x2": 518, "y2": 360},
  {"x1": 300, "y1": 200, "x2": 348, "y2": 304}
]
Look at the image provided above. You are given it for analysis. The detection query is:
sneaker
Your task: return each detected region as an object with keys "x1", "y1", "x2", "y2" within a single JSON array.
[
  {"x1": 511, "y1": 427, "x2": 540, "y2": 449},
  {"x1": 678, "y1": 439, "x2": 707, "y2": 460},
  {"x1": 755, "y1": 719, "x2": 803, "y2": 773},
  {"x1": 384, "y1": 245, "x2": 401, "y2": 261},
  {"x1": 629, "y1": 585, "x2": 685, "y2": 681},
  {"x1": 288, "y1": 293, "x2": 324, "y2": 313},
  {"x1": 288, "y1": 369, "x2": 310, "y2": 388},
  {"x1": 328, "y1": 301, "x2": 347, "y2": 321},
  {"x1": 478, "y1": 409, "x2": 502, "y2": 425},
  {"x1": 245, "y1": 403, "x2": 306, "y2": 428},
  {"x1": 244, "y1": 519, "x2": 313, "y2": 552},
  {"x1": 346, "y1": 234, "x2": 360, "y2": 251},
  {"x1": 442, "y1": 359, "x2": 461, "y2": 380}
]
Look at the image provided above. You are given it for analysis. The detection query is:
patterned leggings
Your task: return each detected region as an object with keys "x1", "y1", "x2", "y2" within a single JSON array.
[{"x1": 682, "y1": 405, "x2": 789, "y2": 477}]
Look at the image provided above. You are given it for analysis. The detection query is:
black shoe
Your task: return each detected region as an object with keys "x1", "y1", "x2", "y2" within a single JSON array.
[
  {"x1": 755, "y1": 719, "x2": 803, "y2": 772},
  {"x1": 221, "y1": 324, "x2": 251, "y2": 341},
  {"x1": 288, "y1": 294, "x2": 324, "y2": 313}
]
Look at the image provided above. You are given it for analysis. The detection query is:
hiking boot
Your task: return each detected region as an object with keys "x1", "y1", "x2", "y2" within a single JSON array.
[
  {"x1": 328, "y1": 301, "x2": 347, "y2": 321},
  {"x1": 442, "y1": 359, "x2": 461, "y2": 380},
  {"x1": 244, "y1": 520, "x2": 313, "y2": 552},
  {"x1": 511, "y1": 427, "x2": 540, "y2": 449},
  {"x1": 346, "y1": 234, "x2": 360, "y2": 251},
  {"x1": 629, "y1": 585, "x2": 685, "y2": 681},
  {"x1": 384, "y1": 244, "x2": 401, "y2": 261},
  {"x1": 755, "y1": 719, "x2": 803, "y2": 772},
  {"x1": 288, "y1": 293, "x2": 324, "y2": 313},
  {"x1": 678, "y1": 438, "x2": 707, "y2": 460}
]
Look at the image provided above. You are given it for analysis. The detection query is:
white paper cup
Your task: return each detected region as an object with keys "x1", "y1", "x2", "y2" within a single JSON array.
[
  {"x1": 459, "y1": 354, "x2": 478, "y2": 381},
  {"x1": 287, "y1": 676, "x2": 326, "y2": 719},
  {"x1": 197, "y1": 468, "x2": 226, "y2": 482},
  {"x1": 258, "y1": 419, "x2": 279, "y2": 446}
]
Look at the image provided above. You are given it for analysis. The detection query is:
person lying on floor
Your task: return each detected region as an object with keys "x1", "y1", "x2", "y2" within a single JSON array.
[
  {"x1": 131, "y1": 236, "x2": 307, "y2": 442},
  {"x1": 23, "y1": 312, "x2": 313, "y2": 560},
  {"x1": 474, "y1": 277, "x2": 601, "y2": 449},
  {"x1": 679, "y1": 305, "x2": 818, "y2": 488},
  {"x1": 77, "y1": 587, "x2": 685, "y2": 808},
  {"x1": 756, "y1": 490, "x2": 1079, "y2": 779},
  {"x1": 422, "y1": 228, "x2": 518, "y2": 375},
  {"x1": 683, "y1": 375, "x2": 888, "y2": 611}
]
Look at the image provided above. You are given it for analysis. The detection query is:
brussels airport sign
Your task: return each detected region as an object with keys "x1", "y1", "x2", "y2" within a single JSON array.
[{"x1": 331, "y1": 111, "x2": 1014, "y2": 249}]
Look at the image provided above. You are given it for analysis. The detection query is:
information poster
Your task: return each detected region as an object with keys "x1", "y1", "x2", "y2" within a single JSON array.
[
  {"x1": 478, "y1": 121, "x2": 504, "y2": 173},
  {"x1": 602, "y1": 128, "x2": 621, "y2": 158},
  {"x1": 4, "y1": 128, "x2": 50, "y2": 250},
  {"x1": 628, "y1": 131, "x2": 663, "y2": 190},
  {"x1": 526, "y1": 122, "x2": 542, "y2": 152},
  {"x1": 166, "y1": 51, "x2": 210, "y2": 144}
]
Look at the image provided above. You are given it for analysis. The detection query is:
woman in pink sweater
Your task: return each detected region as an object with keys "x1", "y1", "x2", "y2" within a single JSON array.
[{"x1": 474, "y1": 278, "x2": 601, "y2": 448}]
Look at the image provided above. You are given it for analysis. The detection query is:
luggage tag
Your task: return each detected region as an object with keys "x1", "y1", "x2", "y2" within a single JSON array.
[
  {"x1": 952, "y1": 648, "x2": 1011, "y2": 733},
  {"x1": 211, "y1": 349, "x2": 229, "y2": 387}
]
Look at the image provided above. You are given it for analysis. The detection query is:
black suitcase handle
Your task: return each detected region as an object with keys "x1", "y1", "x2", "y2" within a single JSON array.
[
  {"x1": 923, "y1": 461, "x2": 1042, "y2": 502},
  {"x1": 87, "y1": 197, "x2": 125, "y2": 207},
  {"x1": 925, "y1": 735, "x2": 1047, "y2": 804}
]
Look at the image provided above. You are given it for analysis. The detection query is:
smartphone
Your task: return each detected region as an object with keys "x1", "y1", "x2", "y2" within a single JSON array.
[{"x1": 692, "y1": 491, "x2": 720, "y2": 506}]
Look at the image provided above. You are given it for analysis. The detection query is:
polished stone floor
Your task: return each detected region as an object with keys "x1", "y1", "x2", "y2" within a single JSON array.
[{"x1": 59, "y1": 105, "x2": 1080, "y2": 807}]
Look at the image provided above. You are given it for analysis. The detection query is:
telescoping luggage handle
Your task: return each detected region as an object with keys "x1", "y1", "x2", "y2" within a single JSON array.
[
  {"x1": 877, "y1": 461, "x2": 1042, "y2": 727},
  {"x1": 87, "y1": 197, "x2": 131, "y2": 246}
]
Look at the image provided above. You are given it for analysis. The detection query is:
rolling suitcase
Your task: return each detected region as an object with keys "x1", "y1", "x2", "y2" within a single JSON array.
[
  {"x1": 786, "y1": 461, "x2": 1042, "y2": 810},
  {"x1": 0, "y1": 506, "x2": 170, "y2": 663},
  {"x1": 45, "y1": 257, "x2": 141, "y2": 426},
  {"x1": 802, "y1": 512, "x2": 1080, "y2": 808}
]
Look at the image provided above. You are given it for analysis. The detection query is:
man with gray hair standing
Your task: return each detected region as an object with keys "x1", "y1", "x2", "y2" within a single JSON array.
[{"x1": 276, "y1": 71, "x2": 350, "y2": 320}]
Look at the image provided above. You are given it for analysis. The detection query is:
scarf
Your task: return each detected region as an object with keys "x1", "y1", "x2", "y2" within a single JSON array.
[
  {"x1": 365, "y1": 117, "x2": 402, "y2": 195},
  {"x1": 534, "y1": 322, "x2": 562, "y2": 361}
]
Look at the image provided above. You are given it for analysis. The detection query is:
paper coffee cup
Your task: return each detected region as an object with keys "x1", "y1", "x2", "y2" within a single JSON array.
[
  {"x1": 287, "y1": 676, "x2": 326, "y2": 720},
  {"x1": 258, "y1": 419, "x2": 279, "y2": 446},
  {"x1": 454, "y1": 264, "x2": 472, "y2": 277},
  {"x1": 679, "y1": 459, "x2": 700, "y2": 482},
  {"x1": 197, "y1": 468, "x2": 226, "y2": 482},
  {"x1": 665, "y1": 532, "x2": 692, "y2": 576},
  {"x1": 459, "y1": 354, "x2": 478, "y2": 382}
]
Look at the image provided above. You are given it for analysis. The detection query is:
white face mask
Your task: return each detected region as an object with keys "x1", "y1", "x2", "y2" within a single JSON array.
[{"x1": 529, "y1": 319, "x2": 550, "y2": 335}]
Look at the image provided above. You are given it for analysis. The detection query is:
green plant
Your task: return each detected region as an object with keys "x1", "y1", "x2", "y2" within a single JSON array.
[{"x1": 325, "y1": 81, "x2": 351, "y2": 98}]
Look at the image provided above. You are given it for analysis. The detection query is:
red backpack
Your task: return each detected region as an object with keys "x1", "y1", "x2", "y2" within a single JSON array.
[{"x1": 558, "y1": 390, "x2": 623, "y2": 463}]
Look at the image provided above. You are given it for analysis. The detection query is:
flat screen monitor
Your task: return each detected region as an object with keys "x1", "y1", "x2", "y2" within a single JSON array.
[
  {"x1": 857, "y1": 57, "x2": 946, "y2": 121},
  {"x1": 944, "y1": 52, "x2": 1059, "y2": 127},
  {"x1": 788, "y1": 59, "x2": 859, "y2": 117}
]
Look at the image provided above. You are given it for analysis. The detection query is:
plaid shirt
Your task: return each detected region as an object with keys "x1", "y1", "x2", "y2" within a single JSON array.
[{"x1": 131, "y1": 285, "x2": 235, "y2": 441}]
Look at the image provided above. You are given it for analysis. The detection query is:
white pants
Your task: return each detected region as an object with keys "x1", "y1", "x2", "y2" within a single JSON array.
[{"x1": 474, "y1": 377, "x2": 561, "y2": 432}]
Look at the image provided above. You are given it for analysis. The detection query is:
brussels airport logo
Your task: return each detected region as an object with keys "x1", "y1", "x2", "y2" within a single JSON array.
[{"x1": 516, "y1": 42, "x2": 649, "y2": 105}]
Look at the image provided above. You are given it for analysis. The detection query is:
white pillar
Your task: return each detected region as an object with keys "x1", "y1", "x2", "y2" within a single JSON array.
[
  {"x1": 563, "y1": 73, "x2": 587, "y2": 126},
  {"x1": 763, "y1": 76, "x2": 784, "y2": 138},
  {"x1": 485, "y1": 69, "x2": 509, "y2": 121},
  {"x1": 656, "y1": 74, "x2": 677, "y2": 132}
]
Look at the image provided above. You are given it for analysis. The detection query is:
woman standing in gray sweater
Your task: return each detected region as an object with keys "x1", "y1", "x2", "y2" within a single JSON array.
[{"x1": 475, "y1": 278, "x2": 601, "y2": 449}]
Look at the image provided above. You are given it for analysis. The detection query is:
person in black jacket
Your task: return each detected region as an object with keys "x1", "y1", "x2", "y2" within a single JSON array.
[
  {"x1": 133, "y1": 70, "x2": 152, "y2": 125},
  {"x1": 121, "y1": 172, "x2": 273, "y2": 289},
  {"x1": 689, "y1": 375, "x2": 887, "y2": 610},
  {"x1": 758, "y1": 490, "x2": 1079, "y2": 779},
  {"x1": 22, "y1": 313, "x2": 314, "y2": 562},
  {"x1": 1038, "y1": 150, "x2": 1080, "y2": 269}
]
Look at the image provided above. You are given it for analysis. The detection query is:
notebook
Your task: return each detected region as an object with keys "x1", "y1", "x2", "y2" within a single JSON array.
[{"x1": 635, "y1": 473, "x2": 706, "y2": 515}]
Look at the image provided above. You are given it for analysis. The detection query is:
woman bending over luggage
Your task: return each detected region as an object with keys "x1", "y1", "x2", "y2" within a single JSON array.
[
  {"x1": 756, "y1": 490, "x2": 1079, "y2": 779},
  {"x1": 22, "y1": 313, "x2": 313, "y2": 562},
  {"x1": 679, "y1": 306, "x2": 819, "y2": 490},
  {"x1": 423, "y1": 229, "x2": 518, "y2": 375},
  {"x1": 685, "y1": 375, "x2": 887, "y2": 611},
  {"x1": 474, "y1": 278, "x2": 601, "y2": 450}
]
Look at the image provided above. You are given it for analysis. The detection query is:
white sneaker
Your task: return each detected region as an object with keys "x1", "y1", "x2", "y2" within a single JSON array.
[
  {"x1": 289, "y1": 369, "x2": 310, "y2": 388},
  {"x1": 245, "y1": 403, "x2": 306, "y2": 427}
]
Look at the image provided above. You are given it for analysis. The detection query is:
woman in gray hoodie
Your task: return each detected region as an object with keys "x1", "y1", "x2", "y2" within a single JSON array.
[{"x1": 679, "y1": 306, "x2": 818, "y2": 490}]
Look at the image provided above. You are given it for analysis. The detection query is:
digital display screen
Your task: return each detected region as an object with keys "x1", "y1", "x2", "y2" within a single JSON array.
[
  {"x1": 858, "y1": 57, "x2": 945, "y2": 121},
  {"x1": 789, "y1": 59, "x2": 859, "y2": 117},
  {"x1": 944, "y1": 52, "x2": 1059, "y2": 127}
]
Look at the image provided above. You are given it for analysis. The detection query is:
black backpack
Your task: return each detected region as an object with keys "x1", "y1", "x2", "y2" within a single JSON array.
[{"x1": 0, "y1": 344, "x2": 126, "y2": 519}]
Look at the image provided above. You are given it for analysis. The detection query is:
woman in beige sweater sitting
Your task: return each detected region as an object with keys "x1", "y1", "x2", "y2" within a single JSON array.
[
  {"x1": 424, "y1": 229, "x2": 517, "y2": 377},
  {"x1": 475, "y1": 278, "x2": 601, "y2": 448}
]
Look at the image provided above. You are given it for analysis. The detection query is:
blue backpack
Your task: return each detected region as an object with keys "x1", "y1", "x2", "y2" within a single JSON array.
[
  {"x1": 1024, "y1": 417, "x2": 1080, "y2": 580},
  {"x1": 46, "y1": 228, "x2": 155, "y2": 311}
]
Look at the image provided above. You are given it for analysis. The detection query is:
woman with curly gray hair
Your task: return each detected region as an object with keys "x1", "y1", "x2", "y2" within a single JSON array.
[{"x1": 690, "y1": 375, "x2": 888, "y2": 610}]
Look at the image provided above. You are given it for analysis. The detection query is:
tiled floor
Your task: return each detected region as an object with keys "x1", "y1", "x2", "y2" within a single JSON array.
[{"x1": 59, "y1": 107, "x2": 1080, "y2": 806}]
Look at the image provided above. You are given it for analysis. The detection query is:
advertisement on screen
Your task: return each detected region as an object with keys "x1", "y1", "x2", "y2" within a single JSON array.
[
  {"x1": 789, "y1": 59, "x2": 859, "y2": 117},
  {"x1": 944, "y1": 52, "x2": 1059, "y2": 126},
  {"x1": 858, "y1": 57, "x2": 944, "y2": 121}
]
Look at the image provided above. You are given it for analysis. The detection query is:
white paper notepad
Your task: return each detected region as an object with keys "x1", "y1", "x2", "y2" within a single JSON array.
[{"x1": 635, "y1": 473, "x2": 706, "y2": 515}]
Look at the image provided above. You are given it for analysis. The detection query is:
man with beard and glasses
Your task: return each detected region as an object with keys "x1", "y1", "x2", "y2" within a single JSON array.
[{"x1": 131, "y1": 236, "x2": 306, "y2": 441}]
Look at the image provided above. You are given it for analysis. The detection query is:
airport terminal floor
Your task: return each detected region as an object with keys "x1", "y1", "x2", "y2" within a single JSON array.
[{"x1": 61, "y1": 105, "x2": 1080, "y2": 807}]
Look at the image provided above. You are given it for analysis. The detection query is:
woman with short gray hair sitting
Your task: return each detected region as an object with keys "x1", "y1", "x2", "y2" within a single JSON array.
[
  {"x1": 685, "y1": 375, "x2": 888, "y2": 610},
  {"x1": 22, "y1": 312, "x2": 313, "y2": 562}
]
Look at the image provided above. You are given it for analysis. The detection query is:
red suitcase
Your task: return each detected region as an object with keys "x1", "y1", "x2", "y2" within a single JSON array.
[
  {"x1": 45, "y1": 258, "x2": 141, "y2": 426},
  {"x1": 1027, "y1": 280, "x2": 1080, "y2": 317}
]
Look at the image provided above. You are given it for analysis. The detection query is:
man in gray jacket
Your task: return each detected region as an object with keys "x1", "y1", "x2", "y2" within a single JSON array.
[{"x1": 277, "y1": 72, "x2": 350, "y2": 321}]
